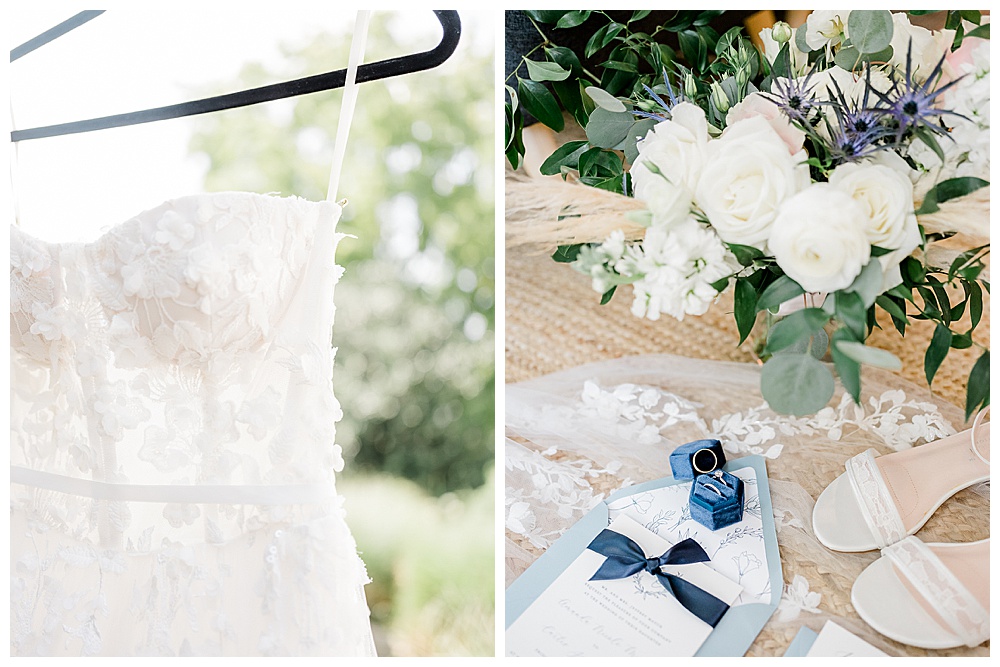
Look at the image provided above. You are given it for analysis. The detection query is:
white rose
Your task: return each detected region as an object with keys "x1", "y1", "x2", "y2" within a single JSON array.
[
  {"x1": 829, "y1": 154, "x2": 921, "y2": 291},
  {"x1": 631, "y1": 102, "x2": 709, "y2": 200},
  {"x1": 695, "y1": 116, "x2": 811, "y2": 250},
  {"x1": 887, "y1": 12, "x2": 952, "y2": 81},
  {"x1": 726, "y1": 92, "x2": 805, "y2": 154},
  {"x1": 805, "y1": 10, "x2": 850, "y2": 52},
  {"x1": 769, "y1": 184, "x2": 871, "y2": 293},
  {"x1": 760, "y1": 26, "x2": 809, "y2": 76},
  {"x1": 639, "y1": 177, "x2": 691, "y2": 228}
]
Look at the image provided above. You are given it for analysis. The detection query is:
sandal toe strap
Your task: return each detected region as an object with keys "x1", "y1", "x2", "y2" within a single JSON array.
[
  {"x1": 882, "y1": 537, "x2": 989, "y2": 648},
  {"x1": 845, "y1": 449, "x2": 905, "y2": 548}
]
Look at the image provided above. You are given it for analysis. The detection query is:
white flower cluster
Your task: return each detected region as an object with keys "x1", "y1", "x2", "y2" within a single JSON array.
[
  {"x1": 623, "y1": 221, "x2": 737, "y2": 321},
  {"x1": 574, "y1": 102, "x2": 740, "y2": 321},
  {"x1": 621, "y1": 97, "x2": 920, "y2": 302},
  {"x1": 910, "y1": 38, "x2": 990, "y2": 184}
]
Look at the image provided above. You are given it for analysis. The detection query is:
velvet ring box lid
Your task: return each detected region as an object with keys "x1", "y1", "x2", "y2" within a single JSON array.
[
  {"x1": 669, "y1": 439, "x2": 726, "y2": 480},
  {"x1": 690, "y1": 470, "x2": 745, "y2": 531}
]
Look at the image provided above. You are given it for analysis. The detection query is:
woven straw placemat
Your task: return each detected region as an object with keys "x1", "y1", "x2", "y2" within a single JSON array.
[{"x1": 504, "y1": 175, "x2": 990, "y2": 657}]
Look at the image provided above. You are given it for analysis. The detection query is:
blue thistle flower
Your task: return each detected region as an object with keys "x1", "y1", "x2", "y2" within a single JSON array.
[
  {"x1": 823, "y1": 68, "x2": 893, "y2": 163},
  {"x1": 632, "y1": 69, "x2": 683, "y2": 122},
  {"x1": 875, "y1": 39, "x2": 968, "y2": 142},
  {"x1": 762, "y1": 64, "x2": 822, "y2": 125}
]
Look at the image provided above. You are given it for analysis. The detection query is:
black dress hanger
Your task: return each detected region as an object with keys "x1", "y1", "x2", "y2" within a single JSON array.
[{"x1": 10, "y1": 10, "x2": 461, "y2": 142}]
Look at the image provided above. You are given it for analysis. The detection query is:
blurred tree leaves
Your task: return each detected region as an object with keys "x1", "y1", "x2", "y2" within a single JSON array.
[{"x1": 190, "y1": 12, "x2": 494, "y2": 494}]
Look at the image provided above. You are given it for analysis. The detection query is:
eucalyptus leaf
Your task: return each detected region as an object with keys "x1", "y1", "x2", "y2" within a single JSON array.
[
  {"x1": 836, "y1": 290, "x2": 867, "y2": 340},
  {"x1": 526, "y1": 59, "x2": 571, "y2": 82},
  {"x1": 623, "y1": 118, "x2": 656, "y2": 165},
  {"x1": 585, "y1": 86, "x2": 627, "y2": 112},
  {"x1": 761, "y1": 354, "x2": 836, "y2": 416},
  {"x1": 847, "y1": 10, "x2": 894, "y2": 54},
  {"x1": 965, "y1": 350, "x2": 990, "y2": 421},
  {"x1": 924, "y1": 323, "x2": 952, "y2": 386},
  {"x1": 845, "y1": 260, "x2": 884, "y2": 308},
  {"x1": 795, "y1": 24, "x2": 812, "y2": 54},
  {"x1": 518, "y1": 78, "x2": 564, "y2": 132},
  {"x1": 765, "y1": 308, "x2": 830, "y2": 354},
  {"x1": 833, "y1": 44, "x2": 894, "y2": 72},
  {"x1": 834, "y1": 46, "x2": 864, "y2": 72},
  {"x1": 778, "y1": 327, "x2": 829, "y2": 361},
  {"x1": 586, "y1": 108, "x2": 635, "y2": 148},
  {"x1": 756, "y1": 275, "x2": 805, "y2": 312},
  {"x1": 834, "y1": 341, "x2": 902, "y2": 370},
  {"x1": 830, "y1": 328, "x2": 862, "y2": 402}
]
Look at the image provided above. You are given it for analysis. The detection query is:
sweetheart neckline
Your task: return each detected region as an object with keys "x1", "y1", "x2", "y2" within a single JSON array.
[{"x1": 10, "y1": 191, "x2": 343, "y2": 249}]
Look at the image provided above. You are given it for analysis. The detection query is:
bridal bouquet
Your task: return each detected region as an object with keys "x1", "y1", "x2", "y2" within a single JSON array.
[{"x1": 505, "y1": 10, "x2": 990, "y2": 418}]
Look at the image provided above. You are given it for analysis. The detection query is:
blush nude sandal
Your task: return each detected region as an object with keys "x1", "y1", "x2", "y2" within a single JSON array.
[
  {"x1": 812, "y1": 409, "x2": 989, "y2": 552},
  {"x1": 851, "y1": 537, "x2": 990, "y2": 649}
]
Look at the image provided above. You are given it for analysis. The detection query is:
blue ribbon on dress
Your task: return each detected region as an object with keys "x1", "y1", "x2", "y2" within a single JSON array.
[{"x1": 587, "y1": 528, "x2": 730, "y2": 628}]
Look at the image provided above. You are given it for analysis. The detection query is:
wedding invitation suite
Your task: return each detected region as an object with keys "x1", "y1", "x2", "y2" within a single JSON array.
[{"x1": 505, "y1": 514, "x2": 743, "y2": 657}]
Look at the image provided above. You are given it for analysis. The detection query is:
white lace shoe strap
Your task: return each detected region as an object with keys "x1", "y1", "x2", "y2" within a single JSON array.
[
  {"x1": 882, "y1": 537, "x2": 990, "y2": 648},
  {"x1": 845, "y1": 448, "x2": 906, "y2": 548},
  {"x1": 971, "y1": 407, "x2": 990, "y2": 466}
]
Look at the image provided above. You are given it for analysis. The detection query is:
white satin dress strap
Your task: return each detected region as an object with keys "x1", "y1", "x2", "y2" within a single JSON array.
[{"x1": 327, "y1": 10, "x2": 371, "y2": 203}]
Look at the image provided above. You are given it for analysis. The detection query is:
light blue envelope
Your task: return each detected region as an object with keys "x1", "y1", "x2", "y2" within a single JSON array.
[
  {"x1": 505, "y1": 454, "x2": 782, "y2": 657},
  {"x1": 784, "y1": 626, "x2": 819, "y2": 657}
]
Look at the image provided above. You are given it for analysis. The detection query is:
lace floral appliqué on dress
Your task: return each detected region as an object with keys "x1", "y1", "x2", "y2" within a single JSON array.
[{"x1": 10, "y1": 193, "x2": 375, "y2": 656}]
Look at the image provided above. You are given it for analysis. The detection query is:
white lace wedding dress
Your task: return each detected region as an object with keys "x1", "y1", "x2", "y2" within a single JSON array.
[{"x1": 10, "y1": 193, "x2": 375, "y2": 656}]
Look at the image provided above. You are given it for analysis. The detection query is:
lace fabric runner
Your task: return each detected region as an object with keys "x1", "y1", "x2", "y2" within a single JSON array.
[{"x1": 505, "y1": 354, "x2": 989, "y2": 657}]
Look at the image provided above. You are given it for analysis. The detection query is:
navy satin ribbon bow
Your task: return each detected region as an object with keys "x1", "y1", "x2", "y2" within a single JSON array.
[{"x1": 587, "y1": 529, "x2": 730, "y2": 627}]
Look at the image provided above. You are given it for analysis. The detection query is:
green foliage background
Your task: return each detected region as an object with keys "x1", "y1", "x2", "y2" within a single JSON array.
[{"x1": 188, "y1": 11, "x2": 494, "y2": 656}]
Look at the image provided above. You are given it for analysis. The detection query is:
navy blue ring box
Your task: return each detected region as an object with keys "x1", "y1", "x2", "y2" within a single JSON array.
[
  {"x1": 690, "y1": 470, "x2": 745, "y2": 531},
  {"x1": 669, "y1": 439, "x2": 726, "y2": 480}
]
